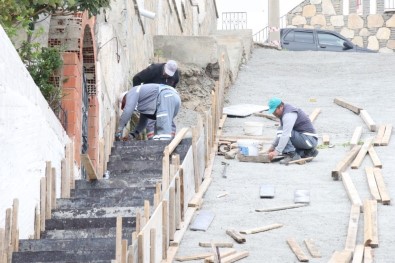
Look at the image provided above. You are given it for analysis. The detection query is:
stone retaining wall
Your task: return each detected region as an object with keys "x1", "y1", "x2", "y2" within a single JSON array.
[{"x1": 287, "y1": 0, "x2": 395, "y2": 52}]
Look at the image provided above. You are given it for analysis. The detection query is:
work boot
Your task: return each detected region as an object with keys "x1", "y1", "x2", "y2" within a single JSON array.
[
  {"x1": 279, "y1": 152, "x2": 301, "y2": 165},
  {"x1": 304, "y1": 148, "x2": 319, "y2": 158}
]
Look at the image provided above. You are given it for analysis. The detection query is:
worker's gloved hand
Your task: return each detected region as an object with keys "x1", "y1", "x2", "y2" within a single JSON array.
[{"x1": 115, "y1": 131, "x2": 122, "y2": 141}]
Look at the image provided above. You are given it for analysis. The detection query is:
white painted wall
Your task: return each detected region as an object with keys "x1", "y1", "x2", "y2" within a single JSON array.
[
  {"x1": 0, "y1": 25, "x2": 70, "y2": 238},
  {"x1": 215, "y1": 0, "x2": 305, "y2": 34}
]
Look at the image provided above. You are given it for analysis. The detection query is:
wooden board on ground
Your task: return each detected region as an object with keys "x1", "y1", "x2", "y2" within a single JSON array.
[
  {"x1": 331, "y1": 145, "x2": 361, "y2": 180},
  {"x1": 359, "y1": 110, "x2": 377, "y2": 132},
  {"x1": 333, "y1": 98, "x2": 362, "y2": 114},
  {"x1": 351, "y1": 138, "x2": 373, "y2": 169},
  {"x1": 286, "y1": 238, "x2": 309, "y2": 262},
  {"x1": 341, "y1": 172, "x2": 362, "y2": 211},
  {"x1": 255, "y1": 204, "x2": 307, "y2": 212},
  {"x1": 344, "y1": 204, "x2": 360, "y2": 252},
  {"x1": 365, "y1": 167, "x2": 381, "y2": 202},
  {"x1": 199, "y1": 242, "x2": 233, "y2": 248},
  {"x1": 304, "y1": 239, "x2": 321, "y2": 258},
  {"x1": 309, "y1": 108, "x2": 321, "y2": 122},
  {"x1": 350, "y1": 126, "x2": 362, "y2": 148},
  {"x1": 175, "y1": 253, "x2": 213, "y2": 261},
  {"x1": 240, "y1": 223, "x2": 283, "y2": 234},
  {"x1": 226, "y1": 229, "x2": 246, "y2": 244},
  {"x1": 373, "y1": 168, "x2": 391, "y2": 205},
  {"x1": 328, "y1": 250, "x2": 352, "y2": 263},
  {"x1": 381, "y1": 124, "x2": 392, "y2": 146},
  {"x1": 294, "y1": 190, "x2": 310, "y2": 204},
  {"x1": 237, "y1": 153, "x2": 270, "y2": 163},
  {"x1": 286, "y1": 157, "x2": 314, "y2": 165},
  {"x1": 81, "y1": 154, "x2": 98, "y2": 180},
  {"x1": 223, "y1": 104, "x2": 269, "y2": 117},
  {"x1": 189, "y1": 210, "x2": 215, "y2": 231},
  {"x1": 260, "y1": 184, "x2": 275, "y2": 198},
  {"x1": 221, "y1": 251, "x2": 249, "y2": 263}
]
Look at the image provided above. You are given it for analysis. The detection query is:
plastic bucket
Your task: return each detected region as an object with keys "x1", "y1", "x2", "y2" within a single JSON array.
[
  {"x1": 237, "y1": 139, "x2": 259, "y2": 156},
  {"x1": 243, "y1": 122, "x2": 264, "y2": 136}
]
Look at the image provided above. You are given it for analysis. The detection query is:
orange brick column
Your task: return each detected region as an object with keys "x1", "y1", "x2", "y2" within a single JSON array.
[{"x1": 87, "y1": 96, "x2": 99, "y2": 169}]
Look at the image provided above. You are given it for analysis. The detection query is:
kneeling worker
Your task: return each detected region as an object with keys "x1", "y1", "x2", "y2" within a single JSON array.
[
  {"x1": 267, "y1": 97, "x2": 319, "y2": 164},
  {"x1": 115, "y1": 83, "x2": 181, "y2": 141}
]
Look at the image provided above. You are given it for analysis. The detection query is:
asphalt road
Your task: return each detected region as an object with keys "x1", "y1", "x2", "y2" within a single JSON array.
[{"x1": 176, "y1": 48, "x2": 395, "y2": 262}]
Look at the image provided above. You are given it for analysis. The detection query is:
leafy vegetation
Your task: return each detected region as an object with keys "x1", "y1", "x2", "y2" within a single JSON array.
[{"x1": 0, "y1": 0, "x2": 110, "y2": 114}]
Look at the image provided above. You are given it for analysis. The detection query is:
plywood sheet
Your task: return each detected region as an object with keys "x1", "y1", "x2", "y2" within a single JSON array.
[{"x1": 189, "y1": 210, "x2": 215, "y2": 231}]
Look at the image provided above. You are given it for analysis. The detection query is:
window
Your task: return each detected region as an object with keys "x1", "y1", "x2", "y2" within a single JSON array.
[
  {"x1": 283, "y1": 31, "x2": 294, "y2": 41},
  {"x1": 294, "y1": 31, "x2": 314, "y2": 43},
  {"x1": 385, "y1": 0, "x2": 395, "y2": 11},
  {"x1": 317, "y1": 33, "x2": 345, "y2": 47}
]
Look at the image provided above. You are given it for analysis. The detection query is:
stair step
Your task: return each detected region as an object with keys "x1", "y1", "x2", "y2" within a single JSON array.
[
  {"x1": 42, "y1": 227, "x2": 134, "y2": 240},
  {"x1": 102, "y1": 170, "x2": 162, "y2": 180},
  {"x1": 45, "y1": 217, "x2": 135, "y2": 231},
  {"x1": 106, "y1": 160, "x2": 162, "y2": 172},
  {"x1": 109, "y1": 153, "x2": 163, "y2": 162},
  {"x1": 51, "y1": 206, "x2": 146, "y2": 219},
  {"x1": 70, "y1": 186, "x2": 156, "y2": 198},
  {"x1": 74, "y1": 177, "x2": 159, "y2": 190},
  {"x1": 19, "y1": 237, "x2": 117, "y2": 252},
  {"x1": 12, "y1": 249, "x2": 115, "y2": 262},
  {"x1": 56, "y1": 196, "x2": 151, "y2": 209}
]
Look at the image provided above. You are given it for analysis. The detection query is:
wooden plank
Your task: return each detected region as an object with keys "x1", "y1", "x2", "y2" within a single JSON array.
[
  {"x1": 373, "y1": 168, "x2": 391, "y2": 205},
  {"x1": 175, "y1": 253, "x2": 213, "y2": 262},
  {"x1": 40, "y1": 177, "x2": 46, "y2": 231},
  {"x1": 287, "y1": 157, "x2": 314, "y2": 165},
  {"x1": 150, "y1": 228, "x2": 156, "y2": 263},
  {"x1": 81, "y1": 154, "x2": 98, "y2": 180},
  {"x1": 190, "y1": 210, "x2": 215, "y2": 231},
  {"x1": 170, "y1": 207, "x2": 198, "y2": 247},
  {"x1": 192, "y1": 126, "x2": 200, "y2": 193},
  {"x1": 367, "y1": 146, "x2": 382, "y2": 168},
  {"x1": 167, "y1": 127, "x2": 190, "y2": 154},
  {"x1": 370, "y1": 200, "x2": 378, "y2": 248},
  {"x1": 0, "y1": 228, "x2": 4, "y2": 262},
  {"x1": 259, "y1": 184, "x2": 275, "y2": 198},
  {"x1": 240, "y1": 223, "x2": 283, "y2": 234},
  {"x1": 199, "y1": 242, "x2": 233, "y2": 248},
  {"x1": 364, "y1": 247, "x2": 373, "y2": 263},
  {"x1": 169, "y1": 186, "x2": 176, "y2": 240},
  {"x1": 45, "y1": 161, "x2": 52, "y2": 219},
  {"x1": 204, "y1": 249, "x2": 237, "y2": 263},
  {"x1": 175, "y1": 176, "x2": 181, "y2": 230},
  {"x1": 365, "y1": 167, "x2": 381, "y2": 202},
  {"x1": 138, "y1": 233, "x2": 144, "y2": 263},
  {"x1": 221, "y1": 251, "x2": 249, "y2": 263},
  {"x1": 322, "y1": 134, "x2": 330, "y2": 145},
  {"x1": 359, "y1": 110, "x2": 376, "y2": 132},
  {"x1": 188, "y1": 177, "x2": 213, "y2": 207},
  {"x1": 144, "y1": 200, "x2": 150, "y2": 222},
  {"x1": 380, "y1": 124, "x2": 392, "y2": 146},
  {"x1": 333, "y1": 98, "x2": 362, "y2": 114},
  {"x1": 61, "y1": 159, "x2": 70, "y2": 198},
  {"x1": 286, "y1": 238, "x2": 309, "y2": 262},
  {"x1": 11, "y1": 199, "x2": 19, "y2": 251},
  {"x1": 344, "y1": 204, "x2": 361, "y2": 251},
  {"x1": 226, "y1": 229, "x2": 246, "y2": 244},
  {"x1": 350, "y1": 126, "x2": 362, "y2": 148},
  {"x1": 341, "y1": 173, "x2": 362, "y2": 211},
  {"x1": 179, "y1": 168, "x2": 185, "y2": 221},
  {"x1": 309, "y1": 108, "x2": 321, "y2": 122},
  {"x1": 162, "y1": 147, "x2": 170, "y2": 190},
  {"x1": 253, "y1": 112, "x2": 279, "y2": 121},
  {"x1": 373, "y1": 125, "x2": 386, "y2": 146},
  {"x1": 255, "y1": 203, "x2": 307, "y2": 212},
  {"x1": 4, "y1": 209, "x2": 11, "y2": 258},
  {"x1": 363, "y1": 200, "x2": 373, "y2": 247},
  {"x1": 304, "y1": 239, "x2": 321, "y2": 258},
  {"x1": 116, "y1": 216, "x2": 122, "y2": 262},
  {"x1": 162, "y1": 200, "x2": 168, "y2": 259},
  {"x1": 351, "y1": 244, "x2": 364, "y2": 263},
  {"x1": 51, "y1": 167, "x2": 56, "y2": 209},
  {"x1": 351, "y1": 138, "x2": 373, "y2": 169},
  {"x1": 331, "y1": 145, "x2": 361, "y2": 180},
  {"x1": 218, "y1": 114, "x2": 227, "y2": 129},
  {"x1": 328, "y1": 250, "x2": 352, "y2": 263}
]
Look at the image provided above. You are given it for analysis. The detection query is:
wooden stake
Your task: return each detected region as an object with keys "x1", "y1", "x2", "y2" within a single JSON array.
[
  {"x1": 34, "y1": 205, "x2": 40, "y2": 239},
  {"x1": 51, "y1": 167, "x2": 56, "y2": 209},
  {"x1": 350, "y1": 126, "x2": 362, "y2": 148},
  {"x1": 61, "y1": 158, "x2": 70, "y2": 198},
  {"x1": 4, "y1": 209, "x2": 11, "y2": 257},
  {"x1": 328, "y1": 250, "x2": 352, "y2": 263},
  {"x1": 192, "y1": 126, "x2": 201, "y2": 193},
  {"x1": 162, "y1": 200, "x2": 168, "y2": 259},
  {"x1": 359, "y1": 110, "x2": 376, "y2": 132},
  {"x1": 11, "y1": 199, "x2": 19, "y2": 251},
  {"x1": 367, "y1": 146, "x2": 382, "y2": 168},
  {"x1": 81, "y1": 154, "x2": 98, "y2": 180},
  {"x1": 121, "y1": 239, "x2": 127, "y2": 263},
  {"x1": 331, "y1": 145, "x2": 361, "y2": 180},
  {"x1": 150, "y1": 228, "x2": 156, "y2": 263},
  {"x1": 341, "y1": 172, "x2": 363, "y2": 211},
  {"x1": 162, "y1": 147, "x2": 170, "y2": 190},
  {"x1": 226, "y1": 229, "x2": 246, "y2": 244},
  {"x1": 373, "y1": 168, "x2": 391, "y2": 205},
  {"x1": 175, "y1": 176, "x2": 181, "y2": 229},
  {"x1": 0, "y1": 228, "x2": 5, "y2": 263},
  {"x1": 322, "y1": 134, "x2": 330, "y2": 145},
  {"x1": 309, "y1": 108, "x2": 321, "y2": 122},
  {"x1": 169, "y1": 187, "x2": 176, "y2": 241},
  {"x1": 116, "y1": 216, "x2": 122, "y2": 262},
  {"x1": 333, "y1": 98, "x2": 362, "y2": 114},
  {"x1": 199, "y1": 242, "x2": 233, "y2": 248},
  {"x1": 255, "y1": 203, "x2": 307, "y2": 212},
  {"x1": 40, "y1": 177, "x2": 46, "y2": 231},
  {"x1": 144, "y1": 200, "x2": 150, "y2": 221},
  {"x1": 365, "y1": 167, "x2": 381, "y2": 202},
  {"x1": 179, "y1": 168, "x2": 185, "y2": 221},
  {"x1": 351, "y1": 138, "x2": 373, "y2": 169},
  {"x1": 138, "y1": 233, "x2": 144, "y2": 263},
  {"x1": 304, "y1": 239, "x2": 321, "y2": 258},
  {"x1": 45, "y1": 161, "x2": 52, "y2": 219}
]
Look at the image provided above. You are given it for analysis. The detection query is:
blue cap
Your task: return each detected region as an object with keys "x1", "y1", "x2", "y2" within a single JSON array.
[{"x1": 268, "y1": 97, "x2": 282, "y2": 114}]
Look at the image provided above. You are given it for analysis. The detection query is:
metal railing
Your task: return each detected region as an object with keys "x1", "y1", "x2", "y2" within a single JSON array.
[
  {"x1": 385, "y1": 0, "x2": 395, "y2": 11},
  {"x1": 252, "y1": 14, "x2": 287, "y2": 44},
  {"x1": 221, "y1": 12, "x2": 247, "y2": 30}
]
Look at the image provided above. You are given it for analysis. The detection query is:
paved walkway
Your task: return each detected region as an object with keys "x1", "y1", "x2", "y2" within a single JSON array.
[{"x1": 176, "y1": 48, "x2": 395, "y2": 262}]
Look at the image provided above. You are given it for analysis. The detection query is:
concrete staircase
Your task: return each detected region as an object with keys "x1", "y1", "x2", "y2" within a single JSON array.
[{"x1": 12, "y1": 139, "x2": 191, "y2": 263}]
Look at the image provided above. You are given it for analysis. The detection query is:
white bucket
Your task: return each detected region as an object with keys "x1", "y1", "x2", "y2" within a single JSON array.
[
  {"x1": 237, "y1": 139, "x2": 259, "y2": 156},
  {"x1": 139, "y1": 8, "x2": 156, "y2": 19},
  {"x1": 243, "y1": 122, "x2": 264, "y2": 136}
]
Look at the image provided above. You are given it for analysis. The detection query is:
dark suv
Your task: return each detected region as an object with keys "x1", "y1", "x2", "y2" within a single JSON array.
[{"x1": 280, "y1": 28, "x2": 376, "y2": 53}]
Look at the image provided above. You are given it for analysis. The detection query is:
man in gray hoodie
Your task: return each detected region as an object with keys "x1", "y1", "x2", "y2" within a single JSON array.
[{"x1": 115, "y1": 83, "x2": 181, "y2": 141}]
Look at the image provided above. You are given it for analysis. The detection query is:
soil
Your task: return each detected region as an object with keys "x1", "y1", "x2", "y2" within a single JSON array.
[{"x1": 175, "y1": 48, "x2": 395, "y2": 262}]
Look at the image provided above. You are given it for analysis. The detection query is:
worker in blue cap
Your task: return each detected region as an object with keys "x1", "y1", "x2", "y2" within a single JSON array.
[{"x1": 266, "y1": 97, "x2": 318, "y2": 164}]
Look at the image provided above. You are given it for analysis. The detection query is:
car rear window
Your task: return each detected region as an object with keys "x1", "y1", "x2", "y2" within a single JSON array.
[{"x1": 294, "y1": 31, "x2": 314, "y2": 43}]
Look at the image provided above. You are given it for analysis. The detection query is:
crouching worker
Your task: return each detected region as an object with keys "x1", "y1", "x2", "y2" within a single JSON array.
[
  {"x1": 115, "y1": 83, "x2": 181, "y2": 141},
  {"x1": 266, "y1": 97, "x2": 319, "y2": 164}
]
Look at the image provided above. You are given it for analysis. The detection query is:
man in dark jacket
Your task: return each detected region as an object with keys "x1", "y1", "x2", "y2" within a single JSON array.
[
  {"x1": 132, "y1": 60, "x2": 180, "y2": 139},
  {"x1": 266, "y1": 97, "x2": 319, "y2": 164}
]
